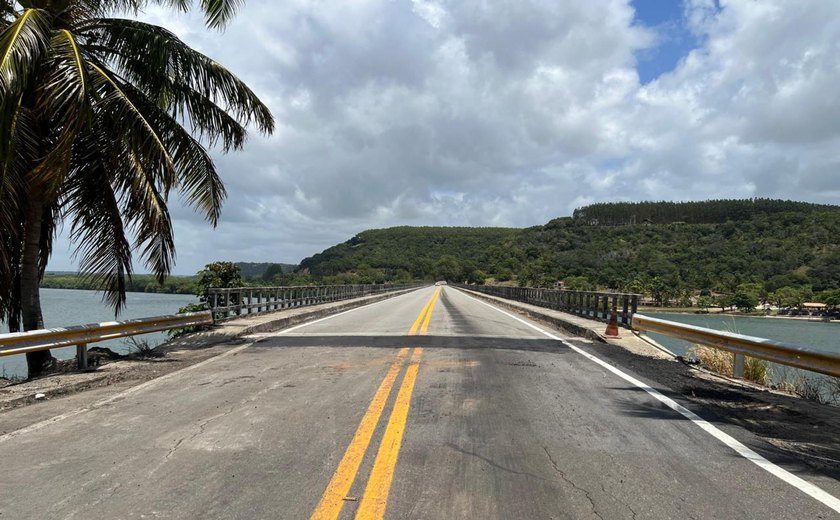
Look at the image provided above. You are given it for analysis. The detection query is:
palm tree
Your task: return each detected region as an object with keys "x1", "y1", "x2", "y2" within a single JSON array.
[{"x1": 0, "y1": 0, "x2": 274, "y2": 376}]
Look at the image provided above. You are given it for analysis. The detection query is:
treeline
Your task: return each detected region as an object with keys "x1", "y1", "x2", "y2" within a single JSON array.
[
  {"x1": 294, "y1": 200, "x2": 840, "y2": 307},
  {"x1": 41, "y1": 262, "x2": 300, "y2": 295},
  {"x1": 297, "y1": 226, "x2": 520, "y2": 284},
  {"x1": 572, "y1": 198, "x2": 834, "y2": 226},
  {"x1": 516, "y1": 210, "x2": 840, "y2": 306},
  {"x1": 41, "y1": 273, "x2": 197, "y2": 294},
  {"x1": 236, "y1": 262, "x2": 297, "y2": 279}
]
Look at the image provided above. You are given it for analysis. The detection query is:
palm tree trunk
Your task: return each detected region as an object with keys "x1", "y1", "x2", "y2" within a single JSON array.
[{"x1": 21, "y1": 197, "x2": 53, "y2": 377}]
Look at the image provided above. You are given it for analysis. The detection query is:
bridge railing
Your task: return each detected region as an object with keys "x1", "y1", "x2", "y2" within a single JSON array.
[
  {"x1": 207, "y1": 283, "x2": 422, "y2": 321},
  {"x1": 452, "y1": 284, "x2": 639, "y2": 326},
  {"x1": 0, "y1": 311, "x2": 213, "y2": 371},
  {"x1": 632, "y1": 313, "x2": 840, "y2": 379}
]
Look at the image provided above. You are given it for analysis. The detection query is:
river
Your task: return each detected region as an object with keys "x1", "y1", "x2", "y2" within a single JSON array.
[
  {"x1": 646, "y1": 312, "x2": 839, "y2": 389},
  {"x1": 645, "y1": 312, "x2": 839, "y2": 356},
  {"x1": 1, "y1": 288, "x2": 196, "y2": 379}
]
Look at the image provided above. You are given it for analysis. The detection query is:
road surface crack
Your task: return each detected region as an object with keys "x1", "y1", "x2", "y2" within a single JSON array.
[
  {"x1": 165, "y1": 406, "x2": 237, "y2": 459},
  {"x1": 543, "y1": 446, "x2": 603, "y2": 520},
  {"x1": 600, "y1": 483, "x2": 637, "y2": 519}
]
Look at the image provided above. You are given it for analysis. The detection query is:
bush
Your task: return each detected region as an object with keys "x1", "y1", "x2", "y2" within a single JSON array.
[{"x1": 168, "y1": 302, "x2": 210, "y2": 338}]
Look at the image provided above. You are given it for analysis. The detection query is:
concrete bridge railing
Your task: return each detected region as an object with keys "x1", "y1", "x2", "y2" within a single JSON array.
[
  {"x1": 207, "y1": 283, "x2": 423, "y2": 321},
  {"x1": 452, "y1": 284, "x2": 639, "y2": 327}
]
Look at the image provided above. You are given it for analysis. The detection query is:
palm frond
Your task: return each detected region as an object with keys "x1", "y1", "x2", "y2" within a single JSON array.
[
  {"x1": 0, "y1": 98, "x2": 35, "y2": 220},
  {"x1": 65, "y1": 131, "x2": 133, "y2": 312},
  {"x1": 76, "y1": 0, "x2": 145, "y2": 18},
  {"x1": 86, "y1": 58, "x2": 178, "y2": 190},
  {"x1": 119, "y1": 141, "x2": 176, "y2": 282},
  {"x1": 0, "y1": 8, "x2": 53, "y2": 97},
  {"x1": 0, "y1": 216, "x2": 22, "y2": 329},
  {"x1": 27, "y1": 29, "x2": 92, "y2": 195},
  {"x1": 121, "y1": 80, "x2": 227, "y2": 224},
  {"x1": 79, "y1": 18, "x2": 274, "y2": 143},
  {"x1": 161, "y1": 80, "x2": 247, "y2": 151},
  {"x1": 82, "y1": 108, "x2": 176, "y2": 283},
  {"x1": 199, "y1": 0, "x2": 243, "y2": 29}
]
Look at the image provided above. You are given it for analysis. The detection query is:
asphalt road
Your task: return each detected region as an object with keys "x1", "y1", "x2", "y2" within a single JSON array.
[{"x1": 1, "y1": 286, "x2": 838, "y2": 519}]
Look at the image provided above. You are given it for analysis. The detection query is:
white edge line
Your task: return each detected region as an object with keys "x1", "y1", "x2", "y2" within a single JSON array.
[
  {"x1": 455, "y1": 288, "x2": 840, "y2": 514},
  {"x1": 0, "y1": 289, "x2": 422, "y2": 443},
  {"x1": 0, "y1": 342, "x2": 252, "y2": 443}
]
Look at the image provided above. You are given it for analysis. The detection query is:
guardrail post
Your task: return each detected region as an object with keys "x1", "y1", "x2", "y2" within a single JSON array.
[
  {"x1": 77, "y1": 343, "x2": 89, "y2": 371},
  {"x1": 733, "y1": 353, "x2": 745, "y2": 378},
  {"x1": 622, "y1": 295, "x2": 629, "y2": 325}
]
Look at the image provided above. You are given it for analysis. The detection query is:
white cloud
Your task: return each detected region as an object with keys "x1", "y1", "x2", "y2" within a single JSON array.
[{"x1": 47, "y1": 0, "x2": 840, "y2": 274}]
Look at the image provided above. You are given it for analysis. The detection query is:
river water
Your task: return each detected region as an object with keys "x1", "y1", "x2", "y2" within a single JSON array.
[
  {"x1": 1, "y1": 288, "x2": 196, "y2": 379},
  {"x1": 645, "y1": 312, "x2": 839, "y2": 356},
  {"x1": 646, "y1": 312, "x2": 839, "y2": 389}
]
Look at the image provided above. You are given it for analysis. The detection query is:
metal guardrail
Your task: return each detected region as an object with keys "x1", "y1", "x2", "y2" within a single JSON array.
[
  {"x1": 0, "y1": 311, "x2": 213, "y2": 371},
  {"x1": 207, "y1": 283, "x2": 421, "y2": 321},
  {"x1": 453, "y1": 284, "x2": 639, "y2": 326},
  {"x1": 632, "y1": 313, "x2": 840, "y2": 378}
]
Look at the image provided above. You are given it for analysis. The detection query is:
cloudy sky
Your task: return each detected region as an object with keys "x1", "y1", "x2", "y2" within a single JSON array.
[{"x1": 50, "y1": 0, "x2": 840, "y2": 274}]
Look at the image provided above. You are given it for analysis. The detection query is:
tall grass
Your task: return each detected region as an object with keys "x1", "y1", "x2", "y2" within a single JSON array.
[
  {"x1": 690, "y1": 346, "x2": 769, "y2": 385},
  {"x1": 691, "y1": 347, "x2": 840, "y2": 405}
]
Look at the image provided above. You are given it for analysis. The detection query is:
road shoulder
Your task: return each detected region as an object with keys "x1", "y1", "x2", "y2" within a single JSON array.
[{"x1": 454, "y1": 286, "x2": 840, "y2": 484}]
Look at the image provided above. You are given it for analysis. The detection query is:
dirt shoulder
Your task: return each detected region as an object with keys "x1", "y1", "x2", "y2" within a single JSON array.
[{"x1": 457, "y1": 288, "x2": 840, "y2": 481}]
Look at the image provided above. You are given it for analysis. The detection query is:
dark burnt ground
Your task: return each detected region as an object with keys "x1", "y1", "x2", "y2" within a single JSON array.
[{"x1": 594, "y1": 340, "x2": 839, "y2": 479}]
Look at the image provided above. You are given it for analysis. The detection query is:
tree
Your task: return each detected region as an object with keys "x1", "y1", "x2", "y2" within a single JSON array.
[
  {"x1": 564, "y1": 275, "x2": 592, "y2": 291},
  {"x1": 696, "y1": 295, "x2": 713, "y2": 310},
  {"x1": 434, "y1": 255, "x2": 462, "y2": 282},
  {"x1": 0, "y1": 0, "x2": 274, "y2": 376},
  {"x1": 196, "y1": 261, "x2": 242, "y2": 298},
  {"x1": 731, "y1": 291, "x2": 759, "y2": 313},
  {"x1": 770, "y1": 286, "x2": 812, "y2": 309},
  {"x1": 817, "y1": 289, "x2": 840, "y2": 310}
]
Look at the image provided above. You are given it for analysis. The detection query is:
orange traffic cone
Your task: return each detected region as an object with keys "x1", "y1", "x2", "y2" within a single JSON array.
[{"x1": 604, "y1": 309, "x2": 620, "y2": 337}]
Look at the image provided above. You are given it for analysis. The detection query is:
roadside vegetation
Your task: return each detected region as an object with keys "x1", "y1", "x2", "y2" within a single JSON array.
[
  {"x1": 690, "y1": 346, "x2": 770, "y2": 385},
  {"x1": 690, "y1": 346, "x2": 840, "y2": 406}
]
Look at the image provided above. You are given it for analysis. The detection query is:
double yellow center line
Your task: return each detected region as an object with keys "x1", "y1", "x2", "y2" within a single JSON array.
[{"x1": 310, "y1": 287, "x2": 441, "y2": 520}]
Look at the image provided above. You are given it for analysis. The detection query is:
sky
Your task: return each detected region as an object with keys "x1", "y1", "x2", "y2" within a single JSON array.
[{"x1": 48, "y1": 0, "x2": 840, "y2": 274}]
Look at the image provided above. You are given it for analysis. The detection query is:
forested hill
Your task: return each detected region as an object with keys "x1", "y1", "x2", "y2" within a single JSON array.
[
  {"x1": 297, "y1": 200, "x2": 840, "y2": 301},
  {"x1": 299, "y1": 227, "x2": 520, "y2": 283}
]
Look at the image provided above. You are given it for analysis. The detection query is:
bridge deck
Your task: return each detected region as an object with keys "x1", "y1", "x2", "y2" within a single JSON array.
[{"x1": 0, "y1": 287, "x2": 837, "y2": 519}]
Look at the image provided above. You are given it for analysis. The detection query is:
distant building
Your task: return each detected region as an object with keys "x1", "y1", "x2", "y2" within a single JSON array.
[{"x1": 802, "y1": 302, "x2": 827, "y2": 310}]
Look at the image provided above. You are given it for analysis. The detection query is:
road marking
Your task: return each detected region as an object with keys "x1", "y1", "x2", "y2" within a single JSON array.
[
  {"x1": 0, "y1": 342, "x2": 254, "y2": 443},
  {"x1": 457, "y1": 289, "x2": 840, "y2": 515},
  {"x1": 408, "y1": 287, "x2": 439, "y2": 335},
  {"x1": 310, "y1": 288, "x2": 439, "y2": 519},
  {"x1": 418, "y1": 289, "x2": 441, "y2": 335},
  {"x1": 310, "y1": 348, "x2": 410, "y2": 520},
  {"x1": 355, "y1": 348, "x2": 423, "y2": 520}
]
